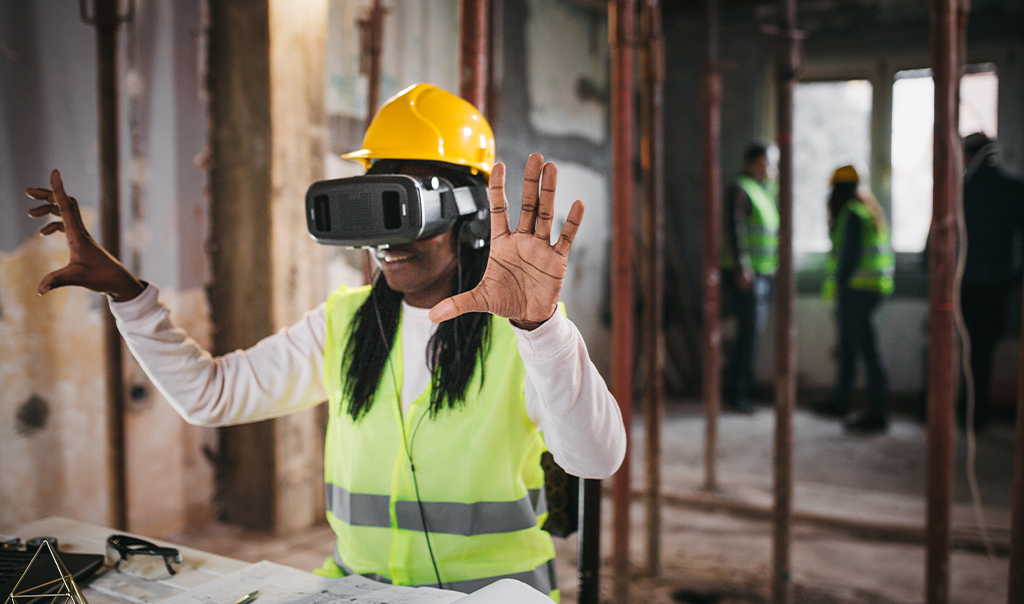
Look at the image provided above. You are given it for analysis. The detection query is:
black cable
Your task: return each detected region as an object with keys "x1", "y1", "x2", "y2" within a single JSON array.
[
  {"x1": 371, "y1": 285, "x2": 443, "y2": 589},
  {"x1": 454, "y1": 254, "x2": 463, "y2": 368}
]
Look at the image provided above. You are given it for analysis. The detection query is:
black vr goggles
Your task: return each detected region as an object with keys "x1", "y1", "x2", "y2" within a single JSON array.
[{"x1": 305, "y1": 175, "x2": 490, "y2": 249}]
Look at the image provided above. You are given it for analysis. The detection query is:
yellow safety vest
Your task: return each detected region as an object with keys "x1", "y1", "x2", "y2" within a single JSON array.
[
  {"x1": 315, "y1": 286, "x2": 558, "y2": 600},
  {"x1": 721, "y1": 176, "x2": 780, "y2": 275},
  {"x1": 823, "y1": 200, "x2": 895, "y2": 297}
]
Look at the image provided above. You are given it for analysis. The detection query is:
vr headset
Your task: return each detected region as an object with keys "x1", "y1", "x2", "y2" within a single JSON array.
[{"x1": 305, "y1": 175, "x2": 490, "y2": 249}]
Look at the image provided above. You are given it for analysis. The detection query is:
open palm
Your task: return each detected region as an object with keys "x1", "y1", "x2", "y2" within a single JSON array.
[{"x1": 428, "y1": 154, "x2": 584, "y2": 330}]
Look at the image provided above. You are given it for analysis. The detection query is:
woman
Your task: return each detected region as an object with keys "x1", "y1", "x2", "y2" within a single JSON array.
[
  {"x1": 816, "y1": 165, "x2": 895, "y2": 433},
  {"x1": 25, "y1": 85, "x2": 625, "y2": 600}
]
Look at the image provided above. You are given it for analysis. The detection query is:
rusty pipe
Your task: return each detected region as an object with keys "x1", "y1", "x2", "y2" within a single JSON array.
[
  {"x1": 771, "y1": 0, "x2": 799, "y2": 600},
  {"x1": 359, "y1": 0, "x2": 386, "y2": 284},
  {"x1": 609, "y1": 0, "x2": 637, "y2": 601},
  {"x1": 361, "y1": 0, "x2": 385, "y2": 132},
  {"x1": 639, "y1": 0, "x2": 665, "y2": 577},
  {"x1": 701, "y1": 0, "x2": 722, "y2": 496},
  {"x1": 91, "y1": 0, "x2": 128, "y2": 531},
  {"x1": 925, "y1": 0, "x2": 962, "y2": 600},
  {"x1": 459, "y1": 0, "x2": 490, "y2": 113}
]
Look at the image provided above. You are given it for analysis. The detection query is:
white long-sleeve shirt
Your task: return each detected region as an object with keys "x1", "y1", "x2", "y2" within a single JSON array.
[{"x1": 109, "y1": 285, "x2": 626, "y2": 479}]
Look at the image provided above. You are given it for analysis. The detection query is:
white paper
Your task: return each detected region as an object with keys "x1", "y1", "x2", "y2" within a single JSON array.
[
  {"x1": 157, "y1": 562, "x2": 464, "y2": 604},
  {"x1": 452, "y1": 579, "x2": 555, "y2": 604}
]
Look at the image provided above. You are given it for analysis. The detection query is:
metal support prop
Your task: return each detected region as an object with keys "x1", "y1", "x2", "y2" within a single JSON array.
[
  {"x1": 1010, "y1": 297, "x2": 1024, "y2": 601},
  {"x1": 360, "y1": 0, "x2": 385, "y2": 132},
  {"x1": 639, "y1": 0, "x2": 665, "y2": 577},
  {"x1": 359, "y1": 0, "x2": 386, "y2": 284},
  {"x1": 459, "y1": 0, "x2": 490, "y2": 113},
  {"x1": 771, "y1": 0, "x2": 798, "y2": 600},
  {"x1": 609, "y1": 0, "x2": 636, "y2": 601},
  {"x1": 84, "y1": 0, "x2": 129, "y2": 531},
  {"x1": 926, "y1": 0, "x2": 963, "y2": 598},
  {"x1": 701, "y1": 0, "x2": 722, "y2": 495},
  {"x1": 578, "y1": 478, "x2": 603, "y2": 604}
]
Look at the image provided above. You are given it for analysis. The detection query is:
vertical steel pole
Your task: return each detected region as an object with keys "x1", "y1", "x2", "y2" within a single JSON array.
[
  {"x1": 639, "y1": 0, "x2": 665, "y2": 577},
  {"x1": 1011, "y1": 298, "x2": 1024, "y2": 602},
  {"x1": 926, "y1": 0, "x2": 961, "y2": 599},
  {"x1": 92, "y1": 0, "x2": 128, "y2": 531},
  {"x1": 359, "y1": 0, "x2": 385, "y2": 284},
  {"x1": 578, "y1": 478, "x2": 603, "y2": 604},
  {"x1": 771, "y1": 0, "x2": 798, "y2": 600},
  {"x1": 701, "y1": 0, "x2": 722, "y2": 495},
  {"x1": 459, "y1": 0, "x2": 490, "y2": 113},
  {"x1": 609, "y1": 0, "x2": 637, "y2": 602},
  {"x1": 362, "y1": 0, "x2": 385, "y2": 132}
]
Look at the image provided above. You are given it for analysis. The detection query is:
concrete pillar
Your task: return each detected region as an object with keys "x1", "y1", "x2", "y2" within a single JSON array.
[
  {"x1": 268, "y1": 0, "x2": 330, "y2": 532},
  {"x1": 208, "y1": 0, "x2": 329, "y2": 531}
]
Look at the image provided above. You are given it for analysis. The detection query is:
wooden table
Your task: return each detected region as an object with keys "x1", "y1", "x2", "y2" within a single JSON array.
[{"x1": 13, "y1": 517, "x2": 248, "y2": 604}]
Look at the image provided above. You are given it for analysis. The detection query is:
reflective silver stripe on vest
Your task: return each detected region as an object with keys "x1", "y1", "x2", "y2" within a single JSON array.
[
  {"x1": 333, "y1": 544, "x2": 392, "y2": 584},
  {"x1": 427, "y1": 558, "x2": 558, "y2": 594},
  {"x1": 395, "y1": 493, "x2": 540, "y2": 536},
  {"x1": 328, "y1": 483, "x2": 547, "y2": 536},
  {"x1": 335, "y1": 544, "x2": 556, "y2": 595},
  {"x1": 326, "y1": 483, "x2": 391, "y2": 528},
  {"x1": 529, "y1": 488, "x2": 547, "y2": 518}
]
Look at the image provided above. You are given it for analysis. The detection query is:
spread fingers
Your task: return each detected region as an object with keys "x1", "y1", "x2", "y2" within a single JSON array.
[
  {"x1": 47, "y1": 170, "x2": 88, "y2": 241},
  {"x1": 534, "y1": 162, "x2": 557, "y2": 243},
  {"x1": 28, "y1": 203, "x2": 61, "y2": 218},
  {"x1": 553, "y1": 200, "x2": 584, "y2": 257},
  {"x1": 488, "y1": 163, "x2": 510, "y2": 239},
  {"x1": 516, "y1": 153, "x2": 544, "y2": 234},
  {"x1": 39, "y1": 221, "x2": 65, "y2": 236}
]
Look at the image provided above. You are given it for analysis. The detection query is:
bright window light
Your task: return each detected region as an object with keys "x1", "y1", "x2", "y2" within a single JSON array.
[
  {"x1": 794, "y1": 80, "x2": 873, "y2": 254},
  {"x1": 890, "y1": 66, "x2": 998, "y2": 253}
]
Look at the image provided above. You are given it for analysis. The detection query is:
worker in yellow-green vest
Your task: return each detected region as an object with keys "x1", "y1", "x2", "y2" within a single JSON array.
[
  {"x1": 24, "y1": 84, "x2": 627, "y2": 601},
  {"x1": 721, "y1": 143, "x2": 780, "y2": 413},
  {"x1": 813, "y1": 165, "x2": 894, "y2": 433}
]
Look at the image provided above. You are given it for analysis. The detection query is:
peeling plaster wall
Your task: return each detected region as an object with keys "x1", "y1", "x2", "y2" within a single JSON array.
[
  {"x1": 326, "y1": 0, "x2": 459, "y2": 121},
  {"x1": 0, "y1": 231, "x2": 107, "y2": 525},
  {"x1": 269, "y1": 0, "x2": 331, "y2": 533},
  {"x1": 324, "y1": 0, "x2": 463, "y2": 288},
  {"x1": 0, "y1": 1, "x2": 214, "y2": 532},
  {"x1": 497, "y1": 0, "x2": 612, "y2": 375}
]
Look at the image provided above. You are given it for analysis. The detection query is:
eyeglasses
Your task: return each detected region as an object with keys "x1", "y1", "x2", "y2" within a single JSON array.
[{"x1": 105, "y1": 535, "x2": 182, "y2": 581}]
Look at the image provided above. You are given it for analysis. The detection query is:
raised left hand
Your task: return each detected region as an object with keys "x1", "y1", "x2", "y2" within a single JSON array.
[{"x1": 428, "y1": 153, "x2": 584, "y2": 330}]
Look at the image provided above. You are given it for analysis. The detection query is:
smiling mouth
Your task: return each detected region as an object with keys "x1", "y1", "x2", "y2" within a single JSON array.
[{"x1": 375, "y1": 248, "x2": 415, "y2": 264}]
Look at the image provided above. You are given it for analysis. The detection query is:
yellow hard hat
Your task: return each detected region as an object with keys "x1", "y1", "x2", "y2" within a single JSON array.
[
  {"x1": 831, "y1": 165, "x2": 860, "y2": 185},
  {"x1": 343, "y1": 83, "x2": 496, "y2": 176}
]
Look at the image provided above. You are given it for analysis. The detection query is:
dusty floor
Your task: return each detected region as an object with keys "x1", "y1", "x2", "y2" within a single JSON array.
[{"x1": 171, "y1": 402, "x2": 1014, "y2": 603}]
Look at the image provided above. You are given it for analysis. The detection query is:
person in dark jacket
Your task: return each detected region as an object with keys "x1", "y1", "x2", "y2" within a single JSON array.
[
  {"x1": 814, "y1": 165, "x2": 895, "y2": 433},
  {"x1": 720, "y1": 143, "x2": 779, "y2": 413},
  {"x1": 958, "y1": 133, "x2": 1024, "y2": 430}
]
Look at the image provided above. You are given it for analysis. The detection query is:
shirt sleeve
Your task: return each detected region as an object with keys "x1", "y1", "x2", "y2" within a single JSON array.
[
  {"x1": 108, "y1": 284, "x2": 329, "y2": 426},
  {"x1": 514, "y1": 313, "x2": 626, "y2": 480}
]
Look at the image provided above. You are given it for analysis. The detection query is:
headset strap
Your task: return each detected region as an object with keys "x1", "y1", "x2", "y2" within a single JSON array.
[{"x1": 450, "y1": 185, "x2": 489, "y2": 217}]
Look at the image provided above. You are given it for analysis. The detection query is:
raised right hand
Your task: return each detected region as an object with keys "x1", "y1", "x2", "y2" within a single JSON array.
[{"x1": 26, "y1": 169, "x2": 145, "y2": 302}]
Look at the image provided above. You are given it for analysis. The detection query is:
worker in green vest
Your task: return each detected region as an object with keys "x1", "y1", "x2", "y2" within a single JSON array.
[
  {"x1": 24, "y1": 84, "x2": 626, "y2": 601},
  {"x1": 814, "y1": 165, "x2": 894, "y2": 433},
  {"x1": 721, "y1": 143, "x2": 780, "y2": 413}
]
